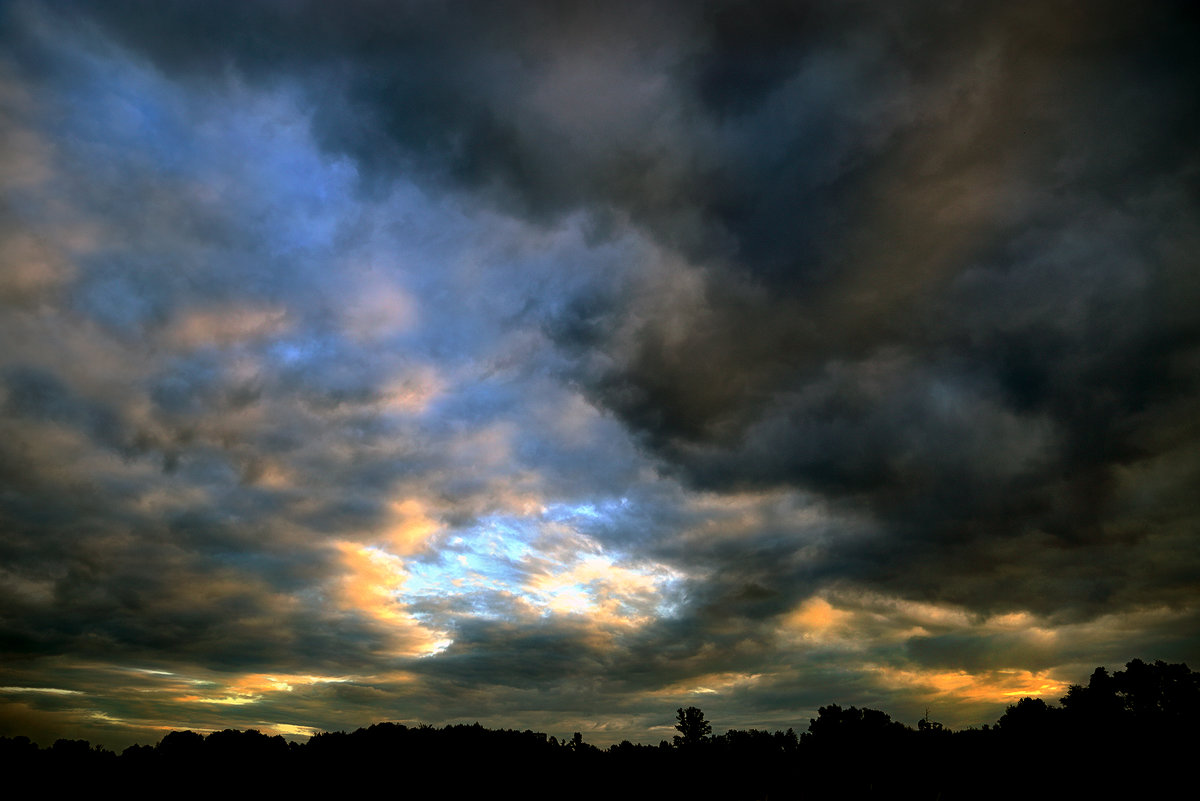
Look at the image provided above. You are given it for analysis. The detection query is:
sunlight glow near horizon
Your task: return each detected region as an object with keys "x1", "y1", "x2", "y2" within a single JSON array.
[{"x1": 176, "y1": 673, "x2": 352, "y2": 705}]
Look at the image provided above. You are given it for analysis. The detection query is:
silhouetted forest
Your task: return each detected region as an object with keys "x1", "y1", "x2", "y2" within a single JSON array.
[{"x1": 3, "y1": 659, "x2": 1195, "y2": 799}]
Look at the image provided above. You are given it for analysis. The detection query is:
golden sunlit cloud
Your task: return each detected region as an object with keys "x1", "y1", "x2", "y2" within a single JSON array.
[
  {"x1": 648, "y1": 672, "x2": 767, "y2": 698},
  {"x1": 778, "y1": 591, "x2": 1046, "y2": 650},
  {"x1": 269, "y1": 723, "x2": 321, "y2": 737},
  {"x1": 782, "y1": 596, "x2": 854, "y2": 637},
  {"x1": 382, "y1": 499, "x2": 442, "y2": 556},
  {"x1": 869, "y1": 665, "x2": 1068, "y2": 705},
  {"x1": 774, "y1": 592, "x2": 1080, "y2": 718},
  {"x1": 335, "y1": 542, "x2": 452, "y2": 657},
  {"x1": 176, "y1": 673, "x2": 349, "y2": 706}
]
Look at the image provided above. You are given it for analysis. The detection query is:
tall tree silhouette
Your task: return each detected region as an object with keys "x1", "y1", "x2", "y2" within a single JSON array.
[{"x1": 673, "y1": 706, "x2": 712, "y2": 748}]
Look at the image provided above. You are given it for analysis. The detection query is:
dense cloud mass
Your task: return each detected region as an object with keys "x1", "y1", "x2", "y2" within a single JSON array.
[{"x1": 1, "y1": 0, "x2": 1198, "y2": 748}]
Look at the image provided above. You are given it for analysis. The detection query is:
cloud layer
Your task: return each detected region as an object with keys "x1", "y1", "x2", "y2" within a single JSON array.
[{"x1": 1, "y1": 0, "x2": 1197, "y2": 748}]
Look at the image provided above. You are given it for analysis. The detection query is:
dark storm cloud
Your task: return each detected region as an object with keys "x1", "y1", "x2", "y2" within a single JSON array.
[
  {"x1": 2, "y1": 365, "x2": 132, "y2": 453},
  {"x1": 302, "y1": 0, "x2": 1198, "y2": 622},
  {"x1": 65, "y1": 0, "x2": 1192, "y2": 623}
]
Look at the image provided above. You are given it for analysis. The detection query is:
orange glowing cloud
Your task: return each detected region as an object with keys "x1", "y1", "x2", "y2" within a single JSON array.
[
  {"x1": 381, "y1": 499, "x2": 442, "y2": 556},
  {"x1": 174, "y1": 672, "x2": 349, "y2": 705},
  {"x1": 334, "y1": 542, "x2": 452, "y2": 656},
  {"x1": 869, "y1": 665, "x2": 1068, "y2": 705},
  {"x1": 779, "y1": 591, "x2": 1043, "y2": 649},
  {"x1": 783, "y1": 596, "x2": 854, "y2": 635}
]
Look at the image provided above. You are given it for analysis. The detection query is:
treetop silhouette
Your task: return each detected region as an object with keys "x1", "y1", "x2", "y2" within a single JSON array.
[
  {"x1": 2, "y1": 658, "x2": 1192, "y2": 799},
  {"x1": 673, "y1": 706, "x2": 712, "y2": 748}
]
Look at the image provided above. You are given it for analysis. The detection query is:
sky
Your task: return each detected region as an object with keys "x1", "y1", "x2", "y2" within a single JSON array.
[{"x1": 1, "y1": 0, "x2": 1198, "y2": 749}]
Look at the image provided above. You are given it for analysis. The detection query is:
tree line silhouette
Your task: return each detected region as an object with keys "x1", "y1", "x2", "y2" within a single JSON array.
[{"x1": 2, "y1": 658, "x2": 1194, "y2": 798}]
